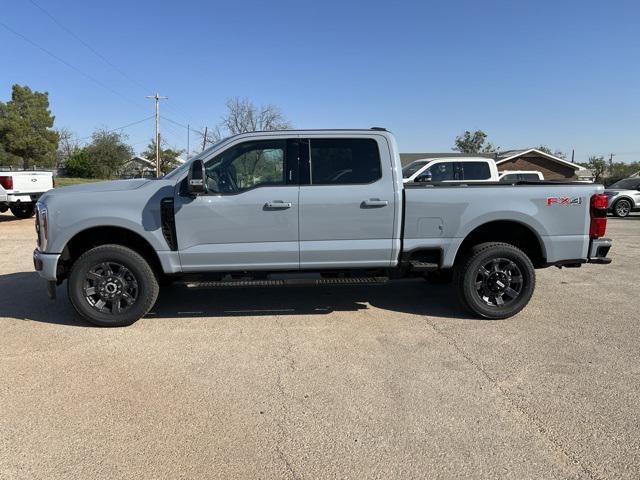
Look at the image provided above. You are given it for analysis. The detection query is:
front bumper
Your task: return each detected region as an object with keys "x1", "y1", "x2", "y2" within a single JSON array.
[
  {"x1": 588, "y1": 237, "x2": 612, "y2": 264},
  {"x1": 33, "y1": 248, "x2": 60, "y2": 281}
]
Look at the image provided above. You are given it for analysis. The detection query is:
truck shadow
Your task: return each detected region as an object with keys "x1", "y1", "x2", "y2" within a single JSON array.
[{"x1": 0, "y1": 272, "x2": 475, "y2": 327}]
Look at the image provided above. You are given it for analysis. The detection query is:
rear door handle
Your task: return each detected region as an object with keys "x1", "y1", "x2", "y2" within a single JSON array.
[
  {"x1": 361, "y1": 199, "x2": 389, "y2": 208},
  {"x1": 265, "y1": 201, "x2": 292, "y2": 209}
]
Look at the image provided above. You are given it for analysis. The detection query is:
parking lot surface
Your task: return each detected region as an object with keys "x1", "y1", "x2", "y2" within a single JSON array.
[{"x1": 1, "y1": 212, "x2": 639, "y2": 479}]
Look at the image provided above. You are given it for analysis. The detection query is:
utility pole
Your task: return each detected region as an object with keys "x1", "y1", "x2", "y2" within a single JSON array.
[
  {"x1": 571, "y1": 149, "x2": 575, "y2": 163},
  {"x1": 186, "y1": 124, "x2": 190, "y2": 161},
  {"x1": 146, "y1": 93, "x2": 168, "y2": 177},
  {"x1": 202, "y1": 126, "x2": 208, "y2": 151}
]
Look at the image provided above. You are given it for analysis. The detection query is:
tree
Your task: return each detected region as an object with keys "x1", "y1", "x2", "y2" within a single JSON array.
[
  {"x1": 56, "y1": 127, "x2": 80, "y2": 169},
  {"x1": 142, "y1": 137, "x2": 184, "y2": 175},
  {"x1": 452, "y1": 130, "x2": 499, "y2": 154},
  {"x1": 583, "y1": 155, "x2": 607, "y2": 183},
  {"x1": 537, "y1": 145, "x2": 566, "y2": 159},
  {"x1": 199, "y1": 97, "x2": 292, "y2": 149},
  {"x1": 0, "y1": 85, "x2": 59, "y2": 169},
  {"x1": 63, "y1": 148, "x2": 93, "y2": 178},
  {"x1": 84, "y1": 129, "x2": 133, "y2": 178}
]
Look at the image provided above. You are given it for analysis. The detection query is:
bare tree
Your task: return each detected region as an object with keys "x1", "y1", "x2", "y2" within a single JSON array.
[
  {"x1": 56, "y1": 127, "x2": 80, "y2": 169},
  {"x1": 198, "y1": 97, "x2": 292, "y2": 151}
]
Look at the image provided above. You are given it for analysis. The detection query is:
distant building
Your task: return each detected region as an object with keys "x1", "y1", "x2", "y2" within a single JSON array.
[
  {"x1": 121, "y1": 155, "x2": 186, "y2": 178},
  {"x1": 400, "y1": 148, "x2": 593, "y2": 181},
  {"x1": 495, "y1": 149, "x2": 590, "y2": 181}
]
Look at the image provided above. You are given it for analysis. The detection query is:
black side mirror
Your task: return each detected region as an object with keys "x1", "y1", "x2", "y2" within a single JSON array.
[
  {"x1": 415, "y1": 171, "x2": 432, "y2": 183},
  {"x1": 187, "y1": 160, "x2": 207, "y2": 195}
]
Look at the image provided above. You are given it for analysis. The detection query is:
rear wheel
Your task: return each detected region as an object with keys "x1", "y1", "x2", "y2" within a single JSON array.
[
  {"x1": 613, "y1": 199, "x2": 631, "y2": 218},
  {"x1": 454, "y1": 242, "x2": 535, "y2": 319},
  {"x1": 10, "y1": 202, "x2": 35, "y2": 219},
  {"x1": 68, "y1": 244, "x2": 159, "y2": 327}
]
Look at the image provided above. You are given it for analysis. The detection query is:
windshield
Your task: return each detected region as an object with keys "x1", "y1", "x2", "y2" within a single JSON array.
[
  {"x1": 162, "y1": 138, "x2": 228, "y2": 180},
  {"x1": 402, "y1": 161, "x2": 428, "y2": 178},
  {"x1": 608, "y1": 178, "x2": 639, "y2": 189}
]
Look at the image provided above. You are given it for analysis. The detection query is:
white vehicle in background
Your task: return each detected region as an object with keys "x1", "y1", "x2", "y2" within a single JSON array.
[
  {"x1": 402, "y1": 157, "x2": 499, "y2": 183},
  {"x1": 0, "y1": 170, "x2": 54, "y2": 218},
  {"x1": 498, "y1": 170, "x2": 544, "y2": 182}
]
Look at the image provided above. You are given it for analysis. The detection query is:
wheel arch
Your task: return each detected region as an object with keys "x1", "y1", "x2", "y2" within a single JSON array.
[
  {"x1": 59, "y1": 225, "x2": 164, "y2": 281},
  {"x1": 452, "y1": 220, "x2": 546, "y2": 268}
]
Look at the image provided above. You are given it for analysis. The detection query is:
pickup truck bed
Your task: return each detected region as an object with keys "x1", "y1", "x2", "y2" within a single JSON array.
[
  {"x1": 0, "y1": 170, "x2": 54, "y2": 218},
  {"x1": 32, "y1": 129, "x2": 612, "y2": 326}
]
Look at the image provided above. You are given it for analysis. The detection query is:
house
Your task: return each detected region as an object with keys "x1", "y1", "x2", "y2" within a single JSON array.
[
  {"x1": 121, "y1": 155, "x2": 186, "y2": 178},
  {"x1": 121, "y1": 155, "x2": 156, "y2": 178},
  {"x1": 400, "y1": 149, "x2": 593, "y2": 181},
  {"x1": 495, "y1": 149, "x2": 591, "y2": 181}
]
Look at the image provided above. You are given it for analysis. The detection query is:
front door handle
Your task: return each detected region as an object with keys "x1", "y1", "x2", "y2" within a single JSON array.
[
  {"x1": 361, "y1": 199, "x2": 389, "y2": 208},
  {"x1": 264, "y1": 201, "x2": 292, "y2": 210}
]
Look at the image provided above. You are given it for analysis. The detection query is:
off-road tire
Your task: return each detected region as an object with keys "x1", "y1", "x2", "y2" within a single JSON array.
[
  {"x1": 10, "y1": 203, "x2": 35, "y2": 219},
  {"x1": 68, "y1": 244, "x2": 159, "y2": 327},
  {"x1": 454, "y1": 242, "x2": 536, "y2": 319}
]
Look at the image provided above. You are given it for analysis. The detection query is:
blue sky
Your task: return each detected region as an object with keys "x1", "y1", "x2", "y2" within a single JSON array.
[{"x1": 1, "y1": 0, "x2": 639, "y2": 162}]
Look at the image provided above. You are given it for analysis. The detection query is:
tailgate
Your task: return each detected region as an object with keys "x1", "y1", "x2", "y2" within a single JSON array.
[{"x1": 10, "y1": 172, "x2": 53, "y2": 193}]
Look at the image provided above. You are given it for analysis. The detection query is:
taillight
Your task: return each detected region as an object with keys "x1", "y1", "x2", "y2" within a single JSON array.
[
  {"x1": 0, "y1": 175, "x2": 13, "y2": 190},
  {"x1": 590, "y1": 193, "x2": 608, "y2": 239}
]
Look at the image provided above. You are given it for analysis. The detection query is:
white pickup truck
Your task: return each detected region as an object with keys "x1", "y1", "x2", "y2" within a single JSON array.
[
  {"x1": 0, "y1": 170, "x2": 54, "y2": 218},
  {"x1": 402, "y1": 157, "x2": 499, "y2": 183}
]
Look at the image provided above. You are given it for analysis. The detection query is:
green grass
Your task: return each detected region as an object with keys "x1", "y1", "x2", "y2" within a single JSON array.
[{"x1": 55, "y1": 177, "x2": 105, "y2": 187}]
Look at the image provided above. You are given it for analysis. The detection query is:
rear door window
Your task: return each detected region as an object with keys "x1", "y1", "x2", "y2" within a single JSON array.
[
  {"x1": 520, "y1": 173, "x2": 541, "y2": 181},
  {"x1": 460, "y1": 161, "x2": 491, "y2": 180},
  {"x1": 309, "y1": 138, "x2": 381, "y2": 185}
]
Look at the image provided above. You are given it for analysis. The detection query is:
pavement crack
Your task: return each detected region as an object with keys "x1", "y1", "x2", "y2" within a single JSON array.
[
  {"x1": 273, "y1": 318, "x2": 300, "y2": 480},
  {"x1": 423, "y1": 317, "x2": 603, "y2": 480}
]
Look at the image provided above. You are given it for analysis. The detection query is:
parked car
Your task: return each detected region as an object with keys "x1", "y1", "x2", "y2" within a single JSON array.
[
  {"x1": 402, "y1": 157, "x2": 498, "y2": 183},
  {"x1": 0, "y1": 170, "x2": 54, "y2": 218},
  {"x1": 604, "y1": 177, "x2": 640, "y2": 217},
  {"x1": 33, "y1": 129, "x2": 612, "y2": 326},
  {"x1": 498, "y1": 171, "x2": 544, "y2": 182}
]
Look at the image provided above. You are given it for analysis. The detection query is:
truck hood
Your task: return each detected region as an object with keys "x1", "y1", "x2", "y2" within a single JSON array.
[{"x1": 54, "y1": 179, "x2": 151, "y2": 194}]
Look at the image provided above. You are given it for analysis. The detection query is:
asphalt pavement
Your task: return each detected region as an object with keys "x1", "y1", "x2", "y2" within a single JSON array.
[{"x1": 1, "y1": 212, "x2": 639, "y2": 479}]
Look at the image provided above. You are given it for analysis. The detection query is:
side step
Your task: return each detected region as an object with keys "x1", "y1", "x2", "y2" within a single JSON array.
[
  {"x1": 409, "y1": 261, "x2": 439, "y2": 272},
  {"x1": 184, "y1": 276, "x2": 389, "y2": 289}
]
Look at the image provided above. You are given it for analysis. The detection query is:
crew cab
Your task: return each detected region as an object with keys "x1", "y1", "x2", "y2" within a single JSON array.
[
  {"x1": 402, "y1": 157, "x2": 499, "y2": 183},
  {"x1": 33, "y1": 129, "x2": 612, "y2": 326},
  {"x1": 0, "y1": 170, "x2": 54, "y2": 218}
]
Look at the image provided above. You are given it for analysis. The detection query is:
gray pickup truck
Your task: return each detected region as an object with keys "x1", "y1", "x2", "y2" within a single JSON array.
[{"x1": 33, "y1": 129, "x2": 612, "y2": 326}]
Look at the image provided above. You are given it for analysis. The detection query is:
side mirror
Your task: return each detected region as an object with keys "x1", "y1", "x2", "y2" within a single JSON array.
[
  {"x1": 187, "y1": 160, "x2": 207, "y2": 195},
  {"x1": 415, "y1": 171, "x2": 432, "y2": 183}
]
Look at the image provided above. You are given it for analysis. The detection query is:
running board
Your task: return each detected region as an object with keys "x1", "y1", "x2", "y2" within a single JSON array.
[
  {"x1": 409, "y1": 261, "x2": 439, "y2": 272},
  {"x1": 184, "y1": 276, "x2": 389, "y2": 289}
]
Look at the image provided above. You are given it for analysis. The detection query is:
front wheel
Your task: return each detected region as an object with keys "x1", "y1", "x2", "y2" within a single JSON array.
[
  {"x1": 68, "y1": 244, "x2": 159, "y2": 327},
  {"x1": 10, "y1": 202, "x2": 35, "y2": 219},
  {"x1": 454, "y1": 242, "x2": 536, "y2": 319},
  {"x1": 613, "y1": 199, "x2": 631, "y2": 218}
]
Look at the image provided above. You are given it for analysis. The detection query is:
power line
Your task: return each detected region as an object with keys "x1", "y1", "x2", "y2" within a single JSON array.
[
  {"x1": 26, "y1": 0, "x2": 193, "y2": 123},
  {"x1": 0, "y1": 20, "x2": 146, "y2": 112},
  {"x1": 78, "y1": 116, "x2": 153, "y2": 141}
]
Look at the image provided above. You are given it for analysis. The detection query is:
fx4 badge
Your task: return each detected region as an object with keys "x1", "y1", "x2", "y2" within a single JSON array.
[{"x1": 547, "y1": 196, "x2": 583, "y2": 206}]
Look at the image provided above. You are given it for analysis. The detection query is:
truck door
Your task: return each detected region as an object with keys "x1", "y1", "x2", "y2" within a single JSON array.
[
  {"x1": 174, "y1": 138, "x2": 300, "y2": 271},
  {"x1": 298, "y1": 136, "x2": 397, "y2": 268}
]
